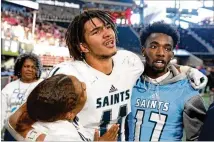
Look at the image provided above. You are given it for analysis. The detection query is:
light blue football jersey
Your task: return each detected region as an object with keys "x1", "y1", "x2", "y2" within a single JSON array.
[{"x1": 128, "y1": 77, "x2": 199, "y2": 141}]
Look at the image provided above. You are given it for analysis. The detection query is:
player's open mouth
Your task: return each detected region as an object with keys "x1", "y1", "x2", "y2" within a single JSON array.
[
  {"x1": 153, "y1": 60, "x2": 165, "y2": 68},
  {"x1": 104, "y1": 39, "x2": 115, "y2": 48}
]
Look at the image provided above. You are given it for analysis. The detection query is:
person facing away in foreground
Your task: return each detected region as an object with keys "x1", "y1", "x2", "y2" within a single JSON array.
[
  {"x1": 198, "y1": 101, "x2": 214, "y2": 141},
  {"x1": 127, "y1": 21, "x2": 207, "y2": 141},
  {"x1": 9, "y1": 74, "x2": 119, "y2": 141},
  {"x1": 1, "y1": 53, "x2": 43, "y2": 140},
  {"x1": 6, "y1": 10, "x2": 207, "y2": 141}
]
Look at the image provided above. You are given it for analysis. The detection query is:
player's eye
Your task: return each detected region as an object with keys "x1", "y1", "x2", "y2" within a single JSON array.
[
  {"x1": 92, "y1": 30, "x2": 100, "y2": 35},
  {"x1": 165, "y1": 46, "x2": 172, "y2": 51},
  {"x1": 105, "y1": 24, "x2": 111, "y2": 29},
  {"x1": 150, "y1": 45, "x2": 157, "y2": 49}
]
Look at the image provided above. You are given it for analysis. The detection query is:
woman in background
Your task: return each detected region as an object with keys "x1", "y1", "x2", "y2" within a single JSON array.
[{"x1": 2, "y1": 52, "x2": 43, "y2": 140}]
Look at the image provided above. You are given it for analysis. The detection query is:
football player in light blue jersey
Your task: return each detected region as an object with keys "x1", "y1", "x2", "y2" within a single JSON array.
[{"x1": 127, "y1": 21, "x2": 207, "y2": 141}]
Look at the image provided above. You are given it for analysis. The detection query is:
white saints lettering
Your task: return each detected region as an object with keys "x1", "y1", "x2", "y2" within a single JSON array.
[{"x1": 135, "y1": 98, "x2": 170, "y2": 112}]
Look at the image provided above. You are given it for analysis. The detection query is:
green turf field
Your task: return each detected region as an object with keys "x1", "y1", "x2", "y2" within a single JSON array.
[{"x1": 202, "y1": 93, "x2": 212, "y2": 109}]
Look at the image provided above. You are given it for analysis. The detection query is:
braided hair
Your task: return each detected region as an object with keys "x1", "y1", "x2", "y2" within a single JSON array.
[
  {"x1": 65, "y1": 10, "x2": 117, "y2": 60},
  {"x1": 14, "y1": 52, "x2": 42, "y2": 79}
]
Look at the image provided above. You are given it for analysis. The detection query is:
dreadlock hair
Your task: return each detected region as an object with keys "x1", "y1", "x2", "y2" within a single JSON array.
[
  {"x1": 140, "y1": 21, "x2": 180, "y2": 48},
  {"x1": 14, "y1": 52, "x2": 42, "y2": 79},
  {"x1": 65, "y1": 10, "x2": 117, "y2": 61},
  {"x1": 16, "y1": 74, "x2": 80, "y2": 132}
]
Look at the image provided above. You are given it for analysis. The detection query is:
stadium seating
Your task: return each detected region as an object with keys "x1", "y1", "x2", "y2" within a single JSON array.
[
  {"x1": 117, "y1": 26, "x2": 141, "y2": 53},
  {"x1": 178, "y1": 28, "x2": 210, "y2": 53},
  {"x1": 191, "y1": 28, "x2": 214, "y2": 48}
]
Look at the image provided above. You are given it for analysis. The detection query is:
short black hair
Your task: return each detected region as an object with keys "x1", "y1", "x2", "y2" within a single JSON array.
[
  {"x1": 65, "y1": 10, "x2": 117, "y2": 60},
  {"x1": 14, "y1": 52, "x2": 42, "y2": 79},
  {"x1": 140, "y1": 21, "x2": 180, "y2": 48}
]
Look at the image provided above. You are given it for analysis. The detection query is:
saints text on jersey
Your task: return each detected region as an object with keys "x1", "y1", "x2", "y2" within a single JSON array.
[
  {"x1": 135, "y1": 98, "x2": 170, "y2": 112},
  {"x1": 96, "y1": 89, "x2": 130, "y2": 108}
]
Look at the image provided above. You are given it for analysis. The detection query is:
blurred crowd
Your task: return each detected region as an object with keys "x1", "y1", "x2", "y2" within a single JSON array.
[
  {"x1": 199, "y1": 17, "x2": 214, "y2": 26},
  {"x1": 196, "y1": 66, "x2": 214, "y2": 104},
  {"x1": 1, "y1": 3, "x2": 67, "y2": 47}
]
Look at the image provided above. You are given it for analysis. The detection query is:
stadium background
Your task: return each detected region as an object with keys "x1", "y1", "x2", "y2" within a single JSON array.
[{"x1": 1, "y1": 0, "x2": 214, "y2": 108}]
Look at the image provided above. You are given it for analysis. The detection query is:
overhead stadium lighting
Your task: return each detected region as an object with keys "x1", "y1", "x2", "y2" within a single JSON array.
[
  {"x1": 130, "y1": 13, "x2": 140, "y2": 25},
  {"x1": 180, "y1": 21, "x2": 189, "y2": 29},
  {"x1": 134, "y1": 0, "x2": 141, "y2": 6}
]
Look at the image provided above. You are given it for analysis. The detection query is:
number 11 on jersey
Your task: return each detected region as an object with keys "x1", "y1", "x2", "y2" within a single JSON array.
[{"x1": 99, "y1": 105, "x2": 127, "y2": 141}]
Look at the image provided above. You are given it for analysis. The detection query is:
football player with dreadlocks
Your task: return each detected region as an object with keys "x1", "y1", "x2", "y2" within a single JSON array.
[{"x1": 7, "y1": 10, "x2": 207, "y2": 141}]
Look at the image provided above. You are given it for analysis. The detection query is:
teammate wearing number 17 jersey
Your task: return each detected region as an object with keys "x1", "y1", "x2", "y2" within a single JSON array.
[
  {"x1": 48, "y1": 13, "x2": 206, "y2": 141},
  {"x1": 128, "y1": 22, "x2": 207, "y2": 141}
]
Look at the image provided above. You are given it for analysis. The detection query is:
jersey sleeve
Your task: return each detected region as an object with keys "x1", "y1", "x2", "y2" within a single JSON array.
[
  {"x1": 1, "y1": 83, "x2": 12, "y2": 130},
  {"x1": 1, "y1": 88, "x2": 8, "y2": 130},
  {"x1": 4, "y1": 118, "x2": 25, "y2": 141},
  {"x1": 183, "y1": 95, "x2": 207, "y2": 141}
]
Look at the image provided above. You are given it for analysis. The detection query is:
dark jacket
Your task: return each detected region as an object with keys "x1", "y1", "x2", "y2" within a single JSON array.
[{"x1": 198, "y1": 102, "x2": 214, "y2": 141}]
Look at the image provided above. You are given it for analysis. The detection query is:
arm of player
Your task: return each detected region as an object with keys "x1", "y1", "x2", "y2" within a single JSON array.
[
  {"x1": 1, "y1": 91, "x2": 8, "y2": 131},
  {"x1": 183, "y1": 95, "x2": 207, "y2": 141},
  {"x1": 94, "y1": 124, "x2": 119, "y2": 141},
  {"x1": 1, "y1": 90, "x2": 9, "y2": 141},
  {"x1": 180, "y1": 66, "x2": 208, "y2": 90},
  {"x1": 6, "y1": 103, "x2": 46, "y2": 141},
  {"x1": 5, "y1": 103, "x2": 29, "y2": 140}
]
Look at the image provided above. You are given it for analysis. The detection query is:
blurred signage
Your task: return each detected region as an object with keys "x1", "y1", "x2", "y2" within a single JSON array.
[
  {"x1": 4, "y1": 0, "x2": 39, "y2": 10},
  {"x1": 1, "y1": 38, "x2": 35, "y2": 56},
  {"x1": 1, "y1": 39, "x2": 19, "y2": 56},
  {"x1": 38, "y1": 0, "x2": 80, "y2": 9}
]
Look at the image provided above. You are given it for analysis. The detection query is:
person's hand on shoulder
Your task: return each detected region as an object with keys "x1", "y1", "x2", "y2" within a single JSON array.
[{"x1": 180, "y1": 66, "x2": 208, "y2": 90}]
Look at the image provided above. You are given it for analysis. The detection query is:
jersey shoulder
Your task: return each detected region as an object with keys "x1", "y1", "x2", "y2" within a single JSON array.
[
  {"x1": 114, "y1": 50, "x2": 144, "y2": 71},
  {"x1": 179, "y1": 79, "x2": 199, "y2": 95},
  {"x1": 173, "y1": 79, "x2": 200, "y2": 106},
  {"x1": 48, "y1": 61, "x2": 86, "y2": 80},
  {"x1": 114, "y1": 50, "x2": 141, "y2": 63}
]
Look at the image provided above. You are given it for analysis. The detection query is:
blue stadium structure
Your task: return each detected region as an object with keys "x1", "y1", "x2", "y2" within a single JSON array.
[{"x1": 1, "y1": 0, "x2": 214, "y2": 73}]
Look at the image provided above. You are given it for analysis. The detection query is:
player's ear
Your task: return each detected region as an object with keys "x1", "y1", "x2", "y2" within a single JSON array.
[
  {"x1": 141, "y1": 47, "x2": 145, "y2": 57},
  {"x1": 81, "y1": 82, "x2": 86, "y2": 90},
  {"x1": 65, "y1": 112, "x2": 75, "y2": 120},
  {"x1": 171, "y1": 51, "x2": 174, "y2": 60},
  {"x1": 80, "y1": 43, "x2": 89, "y2": 53}
]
